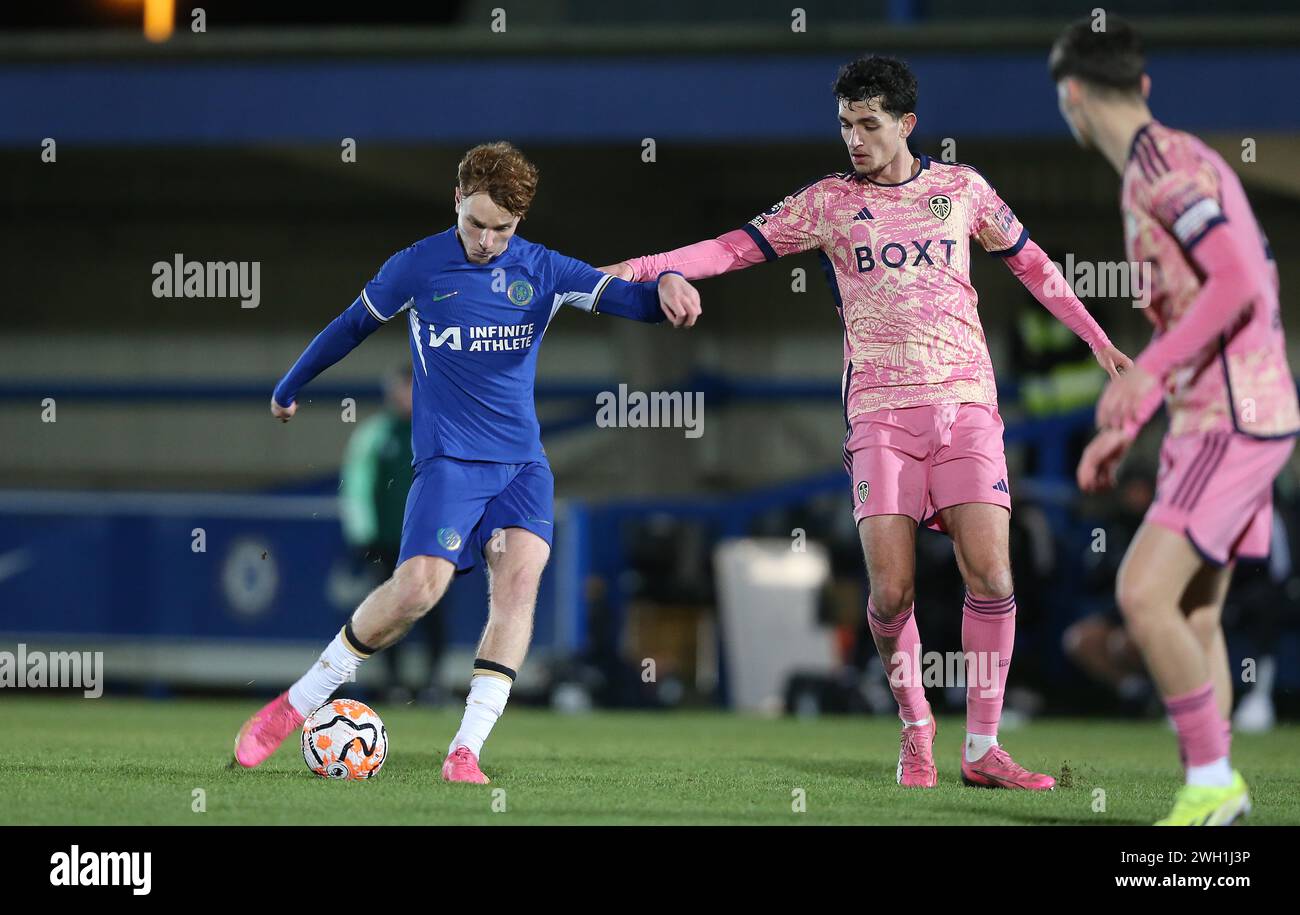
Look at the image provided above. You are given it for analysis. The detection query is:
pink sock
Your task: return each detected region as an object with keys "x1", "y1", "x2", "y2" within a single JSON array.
[
  {"x1": 961, "y1": 592, "x2": 1015, "y2": 737},
  {"x1": 1182, "y1": 715, "x2": 1232, "y2": 770},
  {"x1": 867, "y1": 598, "x2": 929, "y2": 724},
  {"x1": 1166, "y1": 682, "x2": 1228, "y2": 767}
]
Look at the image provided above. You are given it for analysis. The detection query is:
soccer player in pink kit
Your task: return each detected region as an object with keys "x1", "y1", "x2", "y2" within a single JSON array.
[
  {"x1": 1056, "y1": 20, "x2": 1298, "y2": 825},
  {"x1": 603, "y1": 56, "x2": 1131, "y2": 789}
]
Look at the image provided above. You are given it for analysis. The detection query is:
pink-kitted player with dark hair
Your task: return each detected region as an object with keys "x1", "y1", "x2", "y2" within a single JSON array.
[
  {"x1": 1055, "y1": 17, "x2": 1298, "y2": 825},
  {"x1": 603, "y1": 54, "x2": 1130, "y2": 790}
]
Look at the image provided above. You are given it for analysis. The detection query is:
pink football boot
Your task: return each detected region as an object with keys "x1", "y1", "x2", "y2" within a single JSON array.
[
  {"x1": 961, "y1": 744, "x2": 1056, "y2": 790},
  {"x1": 232, "y1": 691, "x2": 305, "y2": 769},
  {"x1": 897, "y1": 718, "x2": 938, "y2": 788},
  {"x1": 441, "y1": 746, "x2": 491, "y2": 784}
]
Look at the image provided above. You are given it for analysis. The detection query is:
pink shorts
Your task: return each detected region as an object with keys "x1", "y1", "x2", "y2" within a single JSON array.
[
  {"x1": 846, "y1": 402, "x2": 1011, "y2": 532},
  {"x1": 1146, "y1": 431, "x2": 1295, "y2": 565}
]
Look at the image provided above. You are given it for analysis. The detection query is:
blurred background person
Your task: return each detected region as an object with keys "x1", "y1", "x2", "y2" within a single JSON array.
[
  {"x1": 340, "y1": 363, "x2": 447, "y2": 706},
  {"x1": 1067, "y1": 471, "x2": 1300, "y2": 731},
  {"x1": 1012, "y1": 280, "x2": 1108, "y2": 476},
  {"x1": 1064, "y1": 465, "x2": 1157, "y2": 715},
  {"x1": 1225, "y1": 474, "x2": 1300, "y2": 733}
]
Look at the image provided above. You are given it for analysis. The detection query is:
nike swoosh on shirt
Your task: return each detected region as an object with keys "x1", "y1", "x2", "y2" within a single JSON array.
[{"x1": 431, "y1": 291, "x2": 459, "y2": 301}]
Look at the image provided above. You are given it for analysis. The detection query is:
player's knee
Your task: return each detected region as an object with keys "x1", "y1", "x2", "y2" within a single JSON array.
[
  {"x1": 1115, "y1": 573, "x2": 1146, "y2": 615},
  {"x1": 1186, "y1": 607, "x2": 1221, "y2": 644},
  {"x1": 389, "y1": 558, "x2": 450, "y2": 617},
  {"x1": 389, "y1": 580, "x2": 435, "y2": 621},
  {"x1": 964, "y1": 564, "x2": 1013, "y2": 601},
  {"x1": 869, "y1": 582, "x2": 914, "y2": 618},
  {"x1": 489, "y1": 562, "x2": 543, "y2": 616},
  {"x1": 1115, "y1": 576, "x2": 1162, "y2": 635}
]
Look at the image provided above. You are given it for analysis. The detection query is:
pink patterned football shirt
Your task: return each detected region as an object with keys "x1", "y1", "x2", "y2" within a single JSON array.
[
  {"x1": 1124, "y1": 121, "x2": 1299, "y2": 438},
  {"x1": 740, "y1": 155, "x2": 1027, "y2": 419}
]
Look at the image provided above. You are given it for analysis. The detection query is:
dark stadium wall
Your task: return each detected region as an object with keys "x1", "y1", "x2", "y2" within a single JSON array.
[
  {"x1": 5, "y1": 51, "x2": 1300, "y2": 144},
  {"x1": 10, "y1": 139, "x2": 1300, "y2": 333}
]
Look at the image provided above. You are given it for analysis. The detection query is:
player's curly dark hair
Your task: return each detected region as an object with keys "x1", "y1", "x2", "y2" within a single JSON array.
[
  {"x1": 457, "y1": 141, "x2": 539, "y2": 218},
  {"x1": 1049, "y1": 16, "x2": 1145, "y2": 94},
  {"x1": 832, "y1": 55, "x2": 917, "y2": 119}
]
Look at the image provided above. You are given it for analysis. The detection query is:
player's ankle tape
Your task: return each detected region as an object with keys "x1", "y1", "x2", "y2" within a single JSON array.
[
  {"x1": 342, "y1": 621, "x2": 378, "y2": 658},
  {"x1": 473, "y1": 658, "x2": 517, "y2": 682}
]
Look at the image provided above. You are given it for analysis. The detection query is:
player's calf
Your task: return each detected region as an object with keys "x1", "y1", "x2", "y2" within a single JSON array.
[
  {"x1": 354, "y1": 555, "x2": 454, "y2": 648},
  {"x1": 443, "y1": 529, "x2": 549, "y2": 778}
]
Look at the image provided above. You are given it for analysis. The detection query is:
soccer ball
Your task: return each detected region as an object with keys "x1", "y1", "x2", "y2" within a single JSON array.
[{"x1": 301, "y1": 699, "x2": 388, "y2": 780}]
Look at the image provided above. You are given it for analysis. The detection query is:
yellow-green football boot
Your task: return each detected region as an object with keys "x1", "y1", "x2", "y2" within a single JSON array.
[{"x1": 1155, "y1": 770, "x2": 1251, "y2": 826}]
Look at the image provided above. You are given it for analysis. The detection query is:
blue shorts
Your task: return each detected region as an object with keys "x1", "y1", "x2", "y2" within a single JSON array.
[{"x1": 397, "y1": 456, "x2": 555, "y2": 573}]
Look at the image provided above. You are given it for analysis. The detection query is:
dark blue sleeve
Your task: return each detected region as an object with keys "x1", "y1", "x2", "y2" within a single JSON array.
[
  {"x1": 273, "y1": 298, "x2": 382, "y2": 407},
  {"x1": 361, "y1": 243, "x2": 421, "y2": 322},
  {"x1": 550, "y1": 251, "x2": 666, "y2": 323}
]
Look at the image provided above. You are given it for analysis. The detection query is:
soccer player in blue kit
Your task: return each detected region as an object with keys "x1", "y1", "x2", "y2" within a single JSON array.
[{"x1": 233, "y1": 142, "x2": 702, "y2": 783}]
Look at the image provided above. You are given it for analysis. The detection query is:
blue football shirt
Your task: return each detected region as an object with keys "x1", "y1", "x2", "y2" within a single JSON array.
[{"x1": 275, "y1": 226, "x2": 666, "y2": 466}]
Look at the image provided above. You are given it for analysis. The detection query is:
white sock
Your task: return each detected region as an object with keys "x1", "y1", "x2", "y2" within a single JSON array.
[
  {"x1": 965, "y1": 733, "x2": 998, "y2": 762},
  {"x1": 902, "y1": 716, "x2": 930, "y2": 729},
  {"x1": 449, "y1": 675, "x2": 512, "y2": 758},
  {"x1": 288, "y1": 629, "x2": 368, "y2": 717},
  {"x1": 1186, "y1": 756, "x2": 1233, "y2": 788}
]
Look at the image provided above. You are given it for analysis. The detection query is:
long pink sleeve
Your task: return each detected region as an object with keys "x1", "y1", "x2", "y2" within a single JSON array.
[
  {"x1": 625, "y1": 229, "x2": 766, "y2": 282},
  {"x1": 1134, "y1": 225, "x2": 1262, "y2": 378},
  {"x1": 1112, "y1": 226, "x2": 1263, "y2": 439},
  {"x1": 1001, "y1": 238, "x2": 1112, "y2": 353},
  {"x1": 1121, "y1": 382, "x2": 1168, "y2": 441}
]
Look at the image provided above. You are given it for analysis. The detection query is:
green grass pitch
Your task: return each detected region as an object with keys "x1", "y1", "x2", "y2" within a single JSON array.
[{"x1": 7, "y1": 696, "x2": 1299, "y2": 825}]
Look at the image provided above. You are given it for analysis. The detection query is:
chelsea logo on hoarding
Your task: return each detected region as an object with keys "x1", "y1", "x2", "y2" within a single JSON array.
[
  {"x1": 928, "y1": 195, "x2": 952, "y2": 220},
  {"x1": 507, "y1": 280, "x2": 534, "y2": 307}
]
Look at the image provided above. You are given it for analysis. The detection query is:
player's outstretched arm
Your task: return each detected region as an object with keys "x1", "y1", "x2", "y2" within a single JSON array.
[
  {"x1": 600, "y1": 180, "x2": 826, "y2": 283},
  {"x1": 590, "y1": 270, "x2": 702, "y2": 327},
  {"x1": 1096, "y1": 223, "x2": 1263, "y2": 433},
  {"x1": 967, "y1": 170, "x2": 1132, "y2": 382},
  {"x1": 274, "y1": 243, "x2": 418, "y2": 421},
  {"x1": 999, "y1": 237, "x2": 1133, "y2": 380},
  {"x1": 553, "y1": 254, "x2": 702, "y2": 327},
  {"x1": 271, "y1": 298, "x2": 383, "y2": 422},
  {"x1": 599, "y1": 229, "x2": 768, "y2": 284}
]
